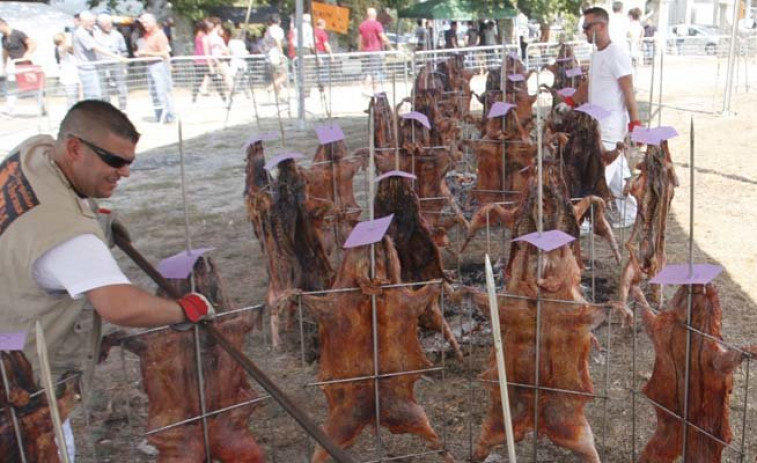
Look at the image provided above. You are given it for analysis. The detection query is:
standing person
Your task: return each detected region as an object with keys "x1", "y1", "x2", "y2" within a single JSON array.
[
  {"x1": 262, "y1": 13, "x2": 287, "y2": 102},
  {"x1": 0, "y1": 100, "x2": 215, "y2": 457},
  {"x1": 0, "y1": 17, "x2": 37, "y2": 116},
  {"x1": 95, "y1": 13, "x2": 129, "y2": 111},
  {"x1": 134, "y1": 13, "x2": 175, "y2": 123},
  {"x1": 53, "y1": 32, "x2": 81, "y2": 109},
  {"x1": 358, "y1": 7, "x2": 392, "y2": 94},
  {"x1": 208, "y1": 17, "x2": 232, "y2": 93},
  {"x1": 482, "y1": 21, "x2": 497, "y2": 65},
  {"x1": 73, "y1": 11, "x2": 123, "y2": 101},
  {"x1": 444, "y1": 21, "x2": 459, "y2": 49},
  {"x1": 191, "y1": 20, "x2": 215, "y2": 102},
  {"x1": 227, "y1": 26, "x2": 251, "y2": 99},
  {"x1": 292, "y1": 13, "x2": 315, "y2": 55},
  {"x1": 608, "y1": 1, "x2": 630, "y2": 52},
  {"x1": 314, "y1": 18, "x2": 334, "y2": 87},
  {"x1": 564, "y1": 7, "x2": 640, "y2": 227},
  {"x1": 414, "y1": 19, "x2": 428, "y2": 51},
  {"x1": 465, "y1": 21, "x2": 479, "y2": 47},
  {"x1": 627, "y1": 8, "x2": 644, "y2": 66}
]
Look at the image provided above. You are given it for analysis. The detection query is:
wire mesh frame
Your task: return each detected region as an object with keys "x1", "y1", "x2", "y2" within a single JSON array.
[
  {"x1": 629, "y1": 297, "x2": 755, "y2": 462},
  {"x1": 108, "y1": 304, "x2": 276, "y2": 462},
  {"x1": 290, "y1": 279, "x2": 451, "y2": 462}
]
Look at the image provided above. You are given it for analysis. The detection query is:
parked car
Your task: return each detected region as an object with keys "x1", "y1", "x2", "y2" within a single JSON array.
[{"x1": 668, "y1": 24, "x2": 724, "y2": 56}]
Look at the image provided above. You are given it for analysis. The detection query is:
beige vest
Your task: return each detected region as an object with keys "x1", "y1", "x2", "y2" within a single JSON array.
[{"x1": 0, "y1": 135, "x2": 106, "y2": 382}]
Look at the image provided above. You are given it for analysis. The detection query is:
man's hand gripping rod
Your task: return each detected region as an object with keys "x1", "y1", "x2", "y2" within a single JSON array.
[{"x1": 112, "y1": 228, "x2": 354, "y2": 463}]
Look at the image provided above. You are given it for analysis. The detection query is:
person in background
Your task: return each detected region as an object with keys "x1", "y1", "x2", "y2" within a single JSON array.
[
  {"x1": 562, "y1": 6, "x2": 640, "y2": 228},
  {"x1": 608, "y1": 1, "x2": 630, "y2": 52},
  {"x1": 53, "y1": 32, "x2": 81, "y2": 109},
  {"x1": 0, "y1": 100, "x2": 215, "y2": 462},
  {"x1": 292, "y1": 13, "x2": 315, "y2": 55},
  {"x1": 162, "y1": 17, "x2": 174, "y2": 54},
  {"x1": 358, "y1": 7, "x2": 392, "y2": 94},
  {"x1": 0, "y1": 17, "x2": 37, "y2": 117},
  {"x1": 73, "y1": 11, "x2": 123, "y2": 101},
  {"x1": 227, "y1": 26, "x2": 252, "y2": 99},
  {"x1": 444, "y1": 21, "x2": 459, "y2": 49},
  {"x1": 642, "y1": 20, "x2": 656, "y2": 64},
  {"x1": 207, "y1": 17, "x2": 232, "y2": 93},
  {"x1": 427, "y1": 21, "x2": 435, "y2": 50},
  {"x1": 314, "y1": 17, "x2": 333, "y2": 92},
  {"x1": 192, "y1": 20, "x2": 220, "y2": 102},
  {"x1": 262, "y1": 13, "x2": 287, "y2": 102},
  {"x1": 465, "y1": 21, "x2": 479, "y2": 47},
  {"x1": 627, "y1": 8, "x2": 644, "y2": 66},
  {"x1": 134, "y1": 13, "x2": 175, "y2": 123},
  {"x1": 95, "y1": 13, "x2": 129, "y2": 111},
  {"x1": 414, "y1": 19, "x2": 428, "y2": 51}
]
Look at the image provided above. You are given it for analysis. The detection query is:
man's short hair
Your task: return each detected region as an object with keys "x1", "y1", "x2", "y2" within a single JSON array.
[
  {"x1": 612, "y1": 1, "x2": 623, "y2": 12},
  {"x1": 584, "y1": 7, "x2": 609, "y2": 22},
  {"x1": 269, "y1": 13, "x2": 281, "y2": 24},
  {"x1": 58, "y1": 100, "x2": 140, "y2": 144},
  {"x1": 0, "y1": 18, "x2": 6, "y2": 25}
]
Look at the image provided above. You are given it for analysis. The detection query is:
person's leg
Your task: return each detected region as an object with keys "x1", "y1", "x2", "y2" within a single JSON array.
[
  {"x1": 151, "y1": 62, "x2": 175, "y2": 121},
  {"x1": 79, "y1": 68, "x2": 103, "y2": 100},
  {"x1": 146, "y1": 65, "x2": 161, "y2": 121},
  {"x1": 115, "y1": 64, "x2": 128, "y2": 110}
]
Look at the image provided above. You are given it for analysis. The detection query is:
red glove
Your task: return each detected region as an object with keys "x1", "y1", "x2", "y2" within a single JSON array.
[
  {"x1": 177, "y1": 293, "x2": 216, "y2": 323},
  {"x1": 628, "y1": 120, "x2": 642, "y2": 134},
  {"x1": 564, "y1": 96, "x2": 577, "y2": 108}
]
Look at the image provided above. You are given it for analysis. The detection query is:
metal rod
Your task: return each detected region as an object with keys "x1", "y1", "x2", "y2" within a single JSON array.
[
  {"x1": 738, "y1": 356, "x2": 750, "y2": 461},
  {"x1": 681, "y1": 117, "x2": 696, "y2": 461},
  {"x1": 631, "y1": 301, "x2": 638, "y2": 461},
  {"x1": 112, "y1": 231, "x2": 354, "y2": 463},
  {"x1": 657, "y1": 49, "x2": 663, "y2": 126},
  {"x1": 477, "y1": 379, "x2": 609, "y2": 399},
  {"x1": 305, "y1": 367, "x2": 445, "y2": 387},
  {"x1": 144, "y1": 394, "x2": 271, "y2": 436},
  {"x1": 0, "y1": 357, "x2": 27, "y2": 463}
]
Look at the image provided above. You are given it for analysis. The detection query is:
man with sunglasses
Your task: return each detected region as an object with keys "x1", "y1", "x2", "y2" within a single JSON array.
[
  {"x1": 0, "y1": 101, "x2": 214, "y2": 432},
  {"x1": 563, "y1": 6, "x2": 640, "y2": 228}
]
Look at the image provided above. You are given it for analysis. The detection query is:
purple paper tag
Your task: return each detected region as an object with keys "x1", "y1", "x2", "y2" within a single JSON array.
[
  {"x1": 0, "y1": 331, "x2": 27, "y2": 351},
  {"x1": 158, "y1": 247, "x2": 216, "y2": 280},
  {"x1": 512, "y1": 229, "x2": 576, "y2": 252},
  {"x1": 649, "y1": 264, "x2": 723, "y2": 285},
  {"x1": 315, "y1": 124, "x2": 345, "y2": 145},
  {"x1": 556, "y1": 87, "x2": 577, "y2": 98},
  {"x1": 655, "y1": 126, "x2": 679, "y2": 141},
  {"x1": 507, "y1": 52, "x2": 520, "y2": 60},
  {"x1": 575, "y1": 103, "x2": 611, "y2": 121},
  {"x1": 507, "y1": 73, "x2": 525, "y2": 82},
  {"x1": 343, "y1": 214, "x2": 394, "y2": 248},
  {"x1": 375, "y1": 170, "x2": 418, "y2": 182},
  {"x1": 630, "y1": 127, "x2": 657, "y2": 145},
  {"x1": 374, "y1": 91, "x2": 387, "y2": 98},
  {"x1": 555, "y1": 56, "x2": 574, "y2": 63},
  {"x1": 264, "y1": 152, "x2": 305, "y2": 171},
  {"x1": 401, "y1": 111, "x2": 431, "y2": 129},
  {"x1": 488, "y1": 102, "x2": 516, "y2": 118},
  {"x1": 244, "y1": 131, "x2": 279, "y2": 148},
  {"x1": 565, "y1": 67, "x2": 583, "y2": 78}
]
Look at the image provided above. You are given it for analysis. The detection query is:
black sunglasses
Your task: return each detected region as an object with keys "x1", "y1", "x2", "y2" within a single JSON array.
[
  {"x1": 70, "y1": 135, "x2": 133, "y2": 169},
  {"x1": 582, "y1": 21, "x2": 604, "y2": 31}
]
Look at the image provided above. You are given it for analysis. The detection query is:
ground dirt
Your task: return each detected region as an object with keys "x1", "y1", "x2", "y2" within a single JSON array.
[{"x1": 48, "y1": 73, "x2": 757, "y2": 462}]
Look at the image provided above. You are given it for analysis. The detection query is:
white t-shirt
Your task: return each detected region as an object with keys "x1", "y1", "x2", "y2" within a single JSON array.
[
  {"x1": 292, "y1": 22, "x2": 315, "y2": 50},
  {"x1": 609, "y1": 13, "x2": 630, "y2": 52},
  {"x1": 32, "y1": 234, "x2": 130, "y2": 299},
  {"x1": 588, "y1": 42, "x2": 633, "y2": 147}
]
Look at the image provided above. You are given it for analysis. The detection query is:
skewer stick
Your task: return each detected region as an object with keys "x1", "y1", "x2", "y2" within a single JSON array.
[
  {"x1": 35, "y1": 321, "x2": 70, "y2": 463},
  {"x1": 484, "y1": 254, "x2": 517, "y2": 463},
  {"x1": 688, "y1": 117, "x2": 694, "y2": 277},
  {"x1": 178, "y1": 120, "x2": 212, "y2": 462}
]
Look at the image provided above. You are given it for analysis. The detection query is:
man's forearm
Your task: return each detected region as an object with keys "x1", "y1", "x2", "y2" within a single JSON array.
[
  {"x1": 88, "y1": 284, "x2": 185, "y2": 327},
  {"x1": 618, "y1": 74, "x2": 639, "y2": 122}
]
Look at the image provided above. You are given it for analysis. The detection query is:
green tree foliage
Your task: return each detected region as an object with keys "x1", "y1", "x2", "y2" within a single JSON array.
[{"x1": 516, "y1": 0, "x2": 581, "y2": 25}]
